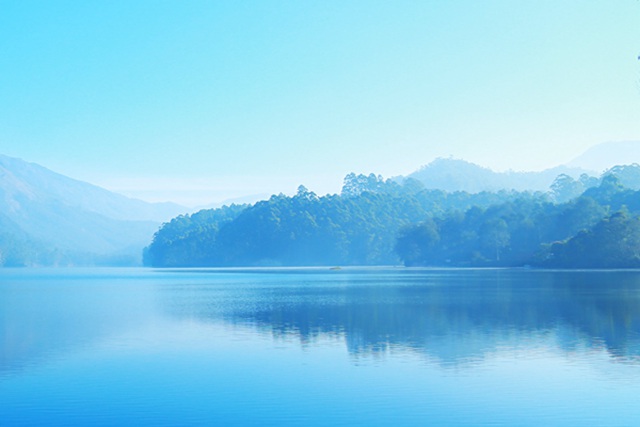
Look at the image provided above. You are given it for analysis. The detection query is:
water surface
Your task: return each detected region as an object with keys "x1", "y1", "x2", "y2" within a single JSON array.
[{"x1": 2, "y1": 268, "x2": 640, "y2": 426}]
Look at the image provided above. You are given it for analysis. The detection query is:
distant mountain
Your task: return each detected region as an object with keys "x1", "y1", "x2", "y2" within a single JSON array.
[
  {"x1": 0, "y1": 155, "x2": 189, "y2": 266},
  {"x1": 194, "y1": 193, "x2": 269, "y2": 211},
  {"x1": 567, "y1": 140, "x2": 640, "y2": 173},
  {"x1": 0, "y1": 155, "x2": 186, "y2": 222},
  {"x1": 402, "y1": 158, "x2": 592, "y2": 193}
]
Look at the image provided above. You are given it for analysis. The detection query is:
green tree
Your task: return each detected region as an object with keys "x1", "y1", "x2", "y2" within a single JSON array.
[
  {"x1": 544, "y1": 210, "x2": 640, "y2": 268},
  {"x1": 550, "y1": 174, "x2": 583, "y2": 203},
  {"x1": 395, "y1": 219, "x2": 440, "y2": 266},
  {"x1": 480, "y1": 218, "x2": 510, "y2": 262}
]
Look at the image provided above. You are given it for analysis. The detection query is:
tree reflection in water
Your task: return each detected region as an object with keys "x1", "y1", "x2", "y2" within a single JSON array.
[{"x1": 162, "y1": 269, "x2": 640, "y2": 365}]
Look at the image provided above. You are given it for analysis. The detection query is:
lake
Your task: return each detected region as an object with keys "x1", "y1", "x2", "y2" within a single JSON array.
[{"x1": 2, "y1": 267, "x2": 640, "y2": 426}]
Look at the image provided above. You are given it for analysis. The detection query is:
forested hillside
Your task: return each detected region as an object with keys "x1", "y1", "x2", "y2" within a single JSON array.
[
  {"x1": 146, "y1": 164, "x2": 640, "y2": 269},
  {"x1": 145, "y1": 174, "x2": 540, "y2": 267},
  {"x1": 397, "y1": 169, "x2": 640, "y2": 267}
]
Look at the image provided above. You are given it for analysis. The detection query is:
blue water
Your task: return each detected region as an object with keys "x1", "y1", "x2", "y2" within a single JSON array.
[{"x1": 2, "y1": 268, "x2": 640, "y2": 426}]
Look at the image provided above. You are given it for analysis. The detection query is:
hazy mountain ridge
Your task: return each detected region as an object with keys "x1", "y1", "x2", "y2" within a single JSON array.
[
  {"x1": 567, "y1": 140, "x2": 640, "y2": 172},
  {"x1": 3, "y1": 140, "x2": 639, "y2": 267},
  {"x1": 402, "y1": 157, "x2": 593, "y2": 193},
  {"x1": 0, "y1": 155, "x2": 189, "y2": 266},
  {"x1": 399, "y1": 141, "x2": 640, "y2": 193},
  {"x1": 0, "y1": 155, "x2": 186, "y2": 222}
]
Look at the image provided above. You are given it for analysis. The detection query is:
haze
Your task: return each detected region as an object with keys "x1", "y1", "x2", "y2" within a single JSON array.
[{"x1": 1, "y1": 1, "x2": 639, "y2": 206}]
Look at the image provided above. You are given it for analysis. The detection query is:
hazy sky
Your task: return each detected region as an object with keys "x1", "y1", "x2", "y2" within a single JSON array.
[{"x1": 1, "y1": 1, "x2": 639, "y2": 206}]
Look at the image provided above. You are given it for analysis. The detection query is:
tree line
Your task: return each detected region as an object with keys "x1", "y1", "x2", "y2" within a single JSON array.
[{"x1": 145, "y1": 164, "x2": 640, "y2": 269}]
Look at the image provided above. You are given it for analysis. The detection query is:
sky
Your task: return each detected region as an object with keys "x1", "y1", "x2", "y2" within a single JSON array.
[{"x1": 1, "y1": 1, "x2": 639, "y2": 206}]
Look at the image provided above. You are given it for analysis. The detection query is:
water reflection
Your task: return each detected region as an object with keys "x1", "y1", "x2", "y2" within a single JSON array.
[
  {"x1": 3, "y1": 268, "x2": 640, "y2": 377},
  {"x1": 160, "y1": 269, "x2": 640, "y2": 364},
  {"x1": 4, "y1": 268, "x2": 640, "y2": 427},
  {"x1": 0, "y1": 269, "x2": 156, "y2": 376}
]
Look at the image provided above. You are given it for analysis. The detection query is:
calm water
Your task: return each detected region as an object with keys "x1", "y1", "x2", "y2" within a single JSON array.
[{"x1": 2, "y1": 268, "x2": 640, "y2": 426}]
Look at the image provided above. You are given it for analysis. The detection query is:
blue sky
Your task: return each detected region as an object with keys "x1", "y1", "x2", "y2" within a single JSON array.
[{"x1": 1, "y1": 1, "x2": 639, "y2": 206}]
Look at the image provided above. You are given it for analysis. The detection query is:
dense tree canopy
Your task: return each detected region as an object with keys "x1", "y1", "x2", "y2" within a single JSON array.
[
  {"x1": 396, "y1": 173, "x2": 640, "y2": 268},
  {"x1": 145, "y1": 166, "x2": 640, "y2": 269},
  {"x1": 545, "y1": 210, "x2": 640, "y2": 268},
  {"x1": 145, "y1": 174, "x2": 539, "y2": 267}
]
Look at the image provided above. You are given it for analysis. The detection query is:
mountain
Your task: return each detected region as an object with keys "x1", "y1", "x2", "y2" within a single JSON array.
[
  {"x1": 402, "y1": 158, "x2": 592, "y2": 193},
  {"x1": 194, "y1": 193, "x2": 270, "y2": 211},
  {"x1": 0, "y1": 155, "x2": 189, "y2": 266},
  {"x1": 0, "y1": 155, "x2": 186, "y2": 222},
  {"x1": 567, "y1": 140, "x2": 640, "y2": 173}
]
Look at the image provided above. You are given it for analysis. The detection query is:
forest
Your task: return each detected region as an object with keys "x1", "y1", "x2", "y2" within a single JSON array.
[{"x1": 145, "y1": 164, "x2": 640, "y2": 269}]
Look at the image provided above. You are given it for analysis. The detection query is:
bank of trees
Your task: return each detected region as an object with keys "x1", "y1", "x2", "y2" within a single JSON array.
[
  {"x1": 395, "y1": 194, "x2": 609, "y2": 266},
  {"x1": 545, "y1": 211, "x2": 640, "y2": 268},
  {"x1": 145, "y1": 165, "x2": 640, "y2": 269},
  {"x1": 145, "y1": 175, "x2": 539, "y2": 267},
  {"x1": 397, "y1": 166, "x2": 640, "y2": 268}
]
